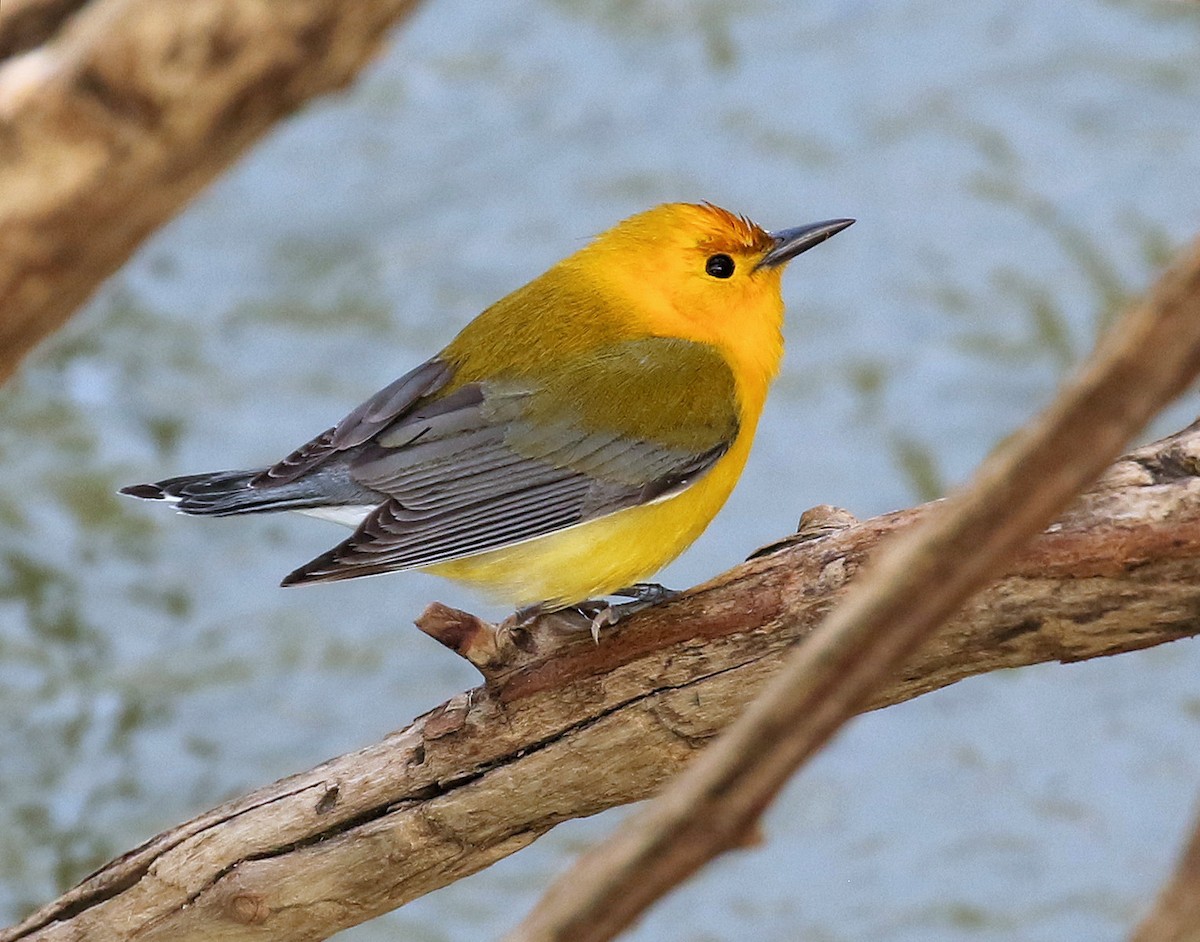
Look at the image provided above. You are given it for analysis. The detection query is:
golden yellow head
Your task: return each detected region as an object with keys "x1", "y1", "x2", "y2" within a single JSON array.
[{"x1": 563, "y1": 202, "x2": 853, "y2": 398}]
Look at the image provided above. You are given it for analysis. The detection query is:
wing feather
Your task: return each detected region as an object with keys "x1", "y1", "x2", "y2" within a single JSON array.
[{"x1": 283, "y1": 338, "x2": 740, "y2": 585}]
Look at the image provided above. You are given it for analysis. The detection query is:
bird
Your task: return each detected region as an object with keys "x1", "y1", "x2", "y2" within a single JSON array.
[{"x1": 122, "y1": 203, "x2": 852, "y2": 630}]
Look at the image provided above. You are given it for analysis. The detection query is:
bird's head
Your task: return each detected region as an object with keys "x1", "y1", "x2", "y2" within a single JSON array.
[{"x1": 571, "y1": 202, "x2": 853, "y2": 397}]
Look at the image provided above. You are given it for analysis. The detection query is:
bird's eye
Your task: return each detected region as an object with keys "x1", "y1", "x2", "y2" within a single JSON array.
[{"x1": 705, "y1": 254, "x2": 735, "y2": 279}]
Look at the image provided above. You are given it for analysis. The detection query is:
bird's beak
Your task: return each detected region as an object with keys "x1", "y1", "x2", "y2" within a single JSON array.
[{"x1": 755, "y1": 218, "x2": 855, "y2": 271}]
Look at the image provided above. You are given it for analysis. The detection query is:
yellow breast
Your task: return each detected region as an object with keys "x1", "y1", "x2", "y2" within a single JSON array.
[{"x1": 425, "y1": 427, "x2": 756, "y2": 608}]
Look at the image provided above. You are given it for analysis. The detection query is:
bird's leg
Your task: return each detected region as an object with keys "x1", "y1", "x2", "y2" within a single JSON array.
[
  {"x1": 610, "y1": 583, "x2": 682, "y2": 605},
  {"x1": 509, "y1": 601, "x2": 547, "y2": 628},
  {"x1": 576, "y1": 584, "x2": 683, "y2": 643}
]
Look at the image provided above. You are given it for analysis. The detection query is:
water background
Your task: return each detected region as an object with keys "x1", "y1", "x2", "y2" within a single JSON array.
[{"x1": 3, "y1": 1, "x2": 1200, "y2": 939}]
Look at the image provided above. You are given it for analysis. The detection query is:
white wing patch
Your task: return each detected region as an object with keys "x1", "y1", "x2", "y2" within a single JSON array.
[{"x1": 295, "y1": 505, "x2": 376, "y2": 528}]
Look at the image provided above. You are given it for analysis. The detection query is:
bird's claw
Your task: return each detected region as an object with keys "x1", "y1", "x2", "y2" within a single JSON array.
[
  {"x1": 578, "y1": 583, "x2": 681, "y2": 643},
  {"x1": 589, "y1": 605, "x2": 618, "y2": 644},
  {"x1": 511, "y1": 584, "x2": 682, "y2": 645}
]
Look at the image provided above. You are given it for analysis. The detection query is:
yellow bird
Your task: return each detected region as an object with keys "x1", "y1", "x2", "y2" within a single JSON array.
[{"x1": 123, "y1": 203, "x2": 851, "y2": 625}]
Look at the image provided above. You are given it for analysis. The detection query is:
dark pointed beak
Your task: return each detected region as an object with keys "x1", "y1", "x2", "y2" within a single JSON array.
[{"x1": 755, "y1": 218, "x2": 855, "y2": 271}]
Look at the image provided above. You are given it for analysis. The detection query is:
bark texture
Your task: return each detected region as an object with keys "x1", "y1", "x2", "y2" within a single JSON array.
[
  {"x1": 0, "y1": 0, "x2": 423, "y2": 384},
  {"x1": 5, "y1": 424, "x2": 1200, "y2": 942}
]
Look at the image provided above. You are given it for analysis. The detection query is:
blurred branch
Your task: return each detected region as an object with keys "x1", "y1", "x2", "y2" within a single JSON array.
[
  {"x1": 6, "y1": 418, "x2": 1200, "y2": 940},
  {"x1": 1132, "y1": 799, "x2": 1200, "y2": 942},
  {"x1": 0, "y1": 0, "x2": 424, "y2": 385},
  {"x1": 507, "y1": 233, "x2": 1200, "y2": 941},
  {"x1": 0, "y1": 0, "x2": 86, "y2": 59}
]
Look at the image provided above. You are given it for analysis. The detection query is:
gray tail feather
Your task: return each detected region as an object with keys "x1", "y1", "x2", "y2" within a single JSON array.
[{"x1": 120, "y1": 470, "x2": 331, "y2": 516}]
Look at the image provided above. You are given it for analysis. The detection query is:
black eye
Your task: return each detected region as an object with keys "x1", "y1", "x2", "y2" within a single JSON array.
[{"x1": 705, "y1": 253, "x2": 735, "y2": 279}]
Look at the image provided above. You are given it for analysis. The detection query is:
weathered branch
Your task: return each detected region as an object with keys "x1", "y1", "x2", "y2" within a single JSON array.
[
  {"x1": 1132, "y1": 797, "x2": 1200, "y2": 942},
  {"x1": 0, "y1": 0, "x2": 424, "y2": 384},
  {"x1": 0, "y1": 0, "x2": 86, "y2": 60},
  {"x1": 6, "y1": 421, "x2": 1200, "y2": 942},
  {"x1": 507, "y1": 233, "x2": 1200, "y2": 940}
]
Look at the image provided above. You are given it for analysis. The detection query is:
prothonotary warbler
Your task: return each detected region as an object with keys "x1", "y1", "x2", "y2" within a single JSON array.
[{"x1": 123, "y1": 203, "x2": 852, "y2": 628}]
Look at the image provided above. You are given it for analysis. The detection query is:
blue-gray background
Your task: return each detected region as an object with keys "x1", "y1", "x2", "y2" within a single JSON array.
[{"x1": 3, "y1": 1, "x2": 1200, "y2": 939}]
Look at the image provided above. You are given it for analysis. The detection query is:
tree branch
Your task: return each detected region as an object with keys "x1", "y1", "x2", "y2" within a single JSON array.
[
  {"x1": 0, "y1": 0, "x2": 424, "y2": 385},
  {"x1": 0, "y1": 0, "x2": 87, "y2": 60},
  {"x1": 6, "y1": 419, "x2": 1200, "y2": 941}
]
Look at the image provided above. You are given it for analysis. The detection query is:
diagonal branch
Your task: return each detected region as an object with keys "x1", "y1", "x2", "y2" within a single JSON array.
[{"x1": 0, "y1": 0, "x2": 424, "y2": 385}]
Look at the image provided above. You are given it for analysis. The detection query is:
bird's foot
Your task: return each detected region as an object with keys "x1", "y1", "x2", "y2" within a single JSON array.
[
  {"x1": 573, "y1": 601, "x2": 619, "y2": 645},
  {"x1": 610, "y1": 583, "x2": 682, "y2": 606},
  {"x1": 508, "y1": 584, "x2": 681, "y2": 644},
  {"x1": 574, "y1": 584, "x2": 682, "y2": 644},
  {"x1": 507, "y1": 602, "x2": 548, "y2": 630}
]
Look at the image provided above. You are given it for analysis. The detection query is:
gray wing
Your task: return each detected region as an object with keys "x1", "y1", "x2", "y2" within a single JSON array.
[{"x1": 282, "y1": 339, "x2": 739, "y2": 586}]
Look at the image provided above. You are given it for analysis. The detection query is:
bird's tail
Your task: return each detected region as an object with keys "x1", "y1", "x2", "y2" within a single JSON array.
[{"x1": 120, "y1": 470, "x2": 333, "y2": 516}]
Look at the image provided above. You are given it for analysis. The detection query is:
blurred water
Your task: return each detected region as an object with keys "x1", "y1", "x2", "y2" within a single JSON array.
[{"x1": 2, "y1": 0, "x2": 1200, "y2": 938}]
